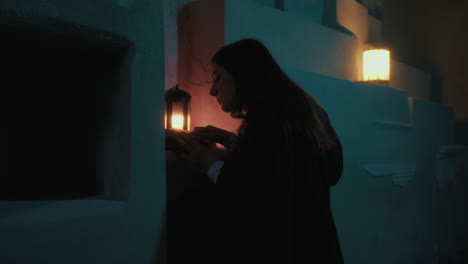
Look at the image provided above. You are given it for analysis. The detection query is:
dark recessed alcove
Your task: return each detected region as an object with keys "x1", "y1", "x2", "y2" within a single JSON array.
[{"x1": 0, "y1": 19, "x2": 133, "y2": 201}]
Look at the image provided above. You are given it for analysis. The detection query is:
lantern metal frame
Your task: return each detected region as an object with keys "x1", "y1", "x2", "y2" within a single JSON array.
[{"x1": 165, "y1": 85, "x2": 191, "y2": 131}]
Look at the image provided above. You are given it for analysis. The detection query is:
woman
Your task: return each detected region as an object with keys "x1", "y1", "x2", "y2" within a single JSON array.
[{"x1": 172, "y1": 38, "x2": 344, "y2": 264}]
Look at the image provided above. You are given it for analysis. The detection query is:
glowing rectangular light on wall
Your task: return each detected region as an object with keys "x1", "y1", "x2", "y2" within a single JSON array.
[{"x1": 363, "y1": 49, "x2": 390, "y2": 83}]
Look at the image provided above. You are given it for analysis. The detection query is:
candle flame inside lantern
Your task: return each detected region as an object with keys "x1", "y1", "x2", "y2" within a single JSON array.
[{"x1": 171, "y1": 115, "x2": 184, "y2": 130}]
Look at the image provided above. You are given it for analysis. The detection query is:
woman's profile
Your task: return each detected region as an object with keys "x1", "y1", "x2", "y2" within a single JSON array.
[{"x1": 169, "y1": 38, "x2": 344, "y2": 264}]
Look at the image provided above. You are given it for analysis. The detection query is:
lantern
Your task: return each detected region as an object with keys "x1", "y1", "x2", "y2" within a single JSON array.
[
  {"x1": 363, "y1": 48, "x2": 390, "y2": 84},
  {"x1": 165, "y1": 85, "x2": 191, "y2": 131}
]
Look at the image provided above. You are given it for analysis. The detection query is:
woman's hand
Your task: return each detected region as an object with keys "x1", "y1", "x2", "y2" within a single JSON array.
[
  {"x1": 172, "y1": 131, "x2": 226, "y2": 175},
  {"x1": 190, "y1": 125, "x2": 237, "y2": 149}
]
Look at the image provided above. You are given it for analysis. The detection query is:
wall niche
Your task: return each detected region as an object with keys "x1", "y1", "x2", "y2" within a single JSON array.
[{"x1": 0, "y1": 17, "x2": 133, "y2": 201}]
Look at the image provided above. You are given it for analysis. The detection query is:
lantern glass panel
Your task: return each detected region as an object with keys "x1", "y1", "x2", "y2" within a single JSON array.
[{"x1": 165, "y1": 101, "x2": 190, "y2": 130}]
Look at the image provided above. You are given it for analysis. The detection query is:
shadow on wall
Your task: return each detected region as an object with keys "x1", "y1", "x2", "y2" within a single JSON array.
[
  {"x1": 429, "y1": 70, "x2": 444, "y2": 104},
  {"x1": 322, "y1": 0, "x2": 355, "y2": 36},
  {"x1": 455, "y1": 121, "x2": 468, "y2": 146}
]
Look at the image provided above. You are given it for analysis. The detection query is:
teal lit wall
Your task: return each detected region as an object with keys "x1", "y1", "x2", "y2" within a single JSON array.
[
  {"x1": 252, "y1": 0, "x2": 276, "y2": 8},
  {"x1": 284, "y1": 67, "x2": 454, "y2": 263},
  {"x1": 225, "y1": 0, "x2": 358, "y2": 81},
  {"x1": 0, "y1": 1, "x2": 166, "y2": 264}
]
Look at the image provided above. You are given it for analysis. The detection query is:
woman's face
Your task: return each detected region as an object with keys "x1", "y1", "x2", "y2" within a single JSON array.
[{"x1": 209, "y1": 64, "x2": 237, "y2": 113}]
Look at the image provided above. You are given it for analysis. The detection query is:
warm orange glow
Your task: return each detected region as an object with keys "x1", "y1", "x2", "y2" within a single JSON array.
[
  {"x1": 187, "y1": 113, "x2": 191, "y2": 131},
  {"x1": 165, "y1": 101, "x2": 190, "y2": 131},
  {"x1": 363, "y1": 49, "x2": 390, "y2": 82},
  {"x1": 171, "y1": 115, "x2": 184, "y2": 130}
]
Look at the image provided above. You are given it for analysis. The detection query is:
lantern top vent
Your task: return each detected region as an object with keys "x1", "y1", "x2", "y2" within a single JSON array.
[{"x1": 165, "y1": 85, "x2": 191, "y2": 103}]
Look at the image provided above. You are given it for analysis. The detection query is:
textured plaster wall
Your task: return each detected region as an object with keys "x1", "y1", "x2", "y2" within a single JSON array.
[
  {"x1": 390, "y1": 59, "x2": 431, "y2": 100},
  {"x1": 367, "y1": 15, "x2": 382, "y2": 45},
  {"x1": 284, "y1": 0, "x2": 324, "y2": 24},
  {"x1": 0, "y1": 1, "x2": 166, "y2": 263},
  {"x1": 164, "y1": 0, "x2": 199, "y2": 90},
  {"x1": 284, "y1": 66, "x2": 454, "y2": 264},
  {"x1": 337, "y1": 0, "x2": 368, "y2": 41},
  {"x1": 225, "y1": 0, "x2": 359, "y2": 81}
]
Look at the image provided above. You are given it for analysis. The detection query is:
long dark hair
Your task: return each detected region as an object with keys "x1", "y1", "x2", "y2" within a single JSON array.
[{"x1": 211, "y1": 38, "x2": 337, "y2": 153}]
